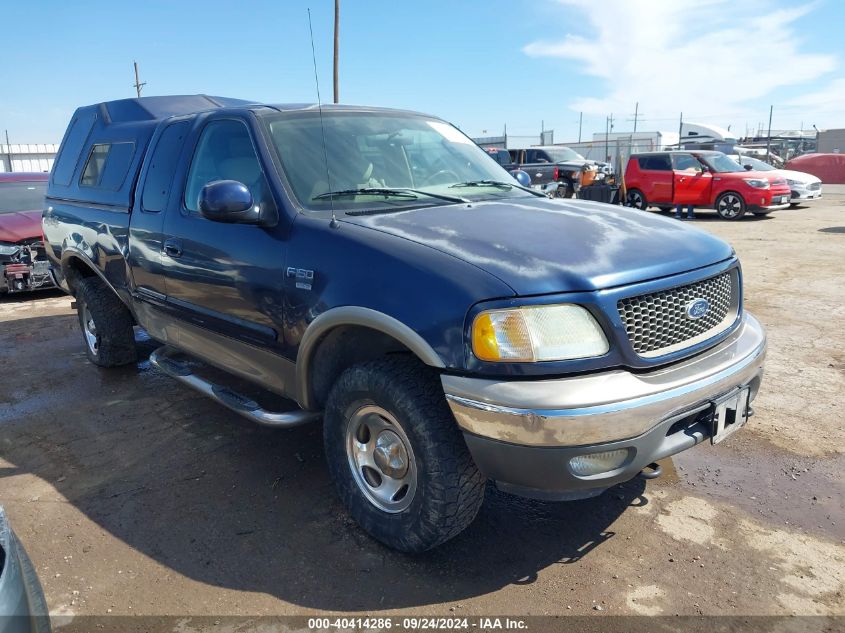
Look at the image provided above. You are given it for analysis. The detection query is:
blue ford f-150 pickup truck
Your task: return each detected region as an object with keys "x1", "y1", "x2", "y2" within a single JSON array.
[{"x1": 43, "y1": 95, "x2": 766, "y2": 552}]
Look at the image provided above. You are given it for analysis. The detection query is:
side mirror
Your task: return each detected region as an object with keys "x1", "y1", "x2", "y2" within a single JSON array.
[
  {"x1": 198, "y1": 180, "x2": 259, "y2": 223},
  {"x1": 512, "y1": 169, "x2": 532, "y2": 187},
  {"x1": 744, "y1": 164, "x2": 753, "y2": 171}
]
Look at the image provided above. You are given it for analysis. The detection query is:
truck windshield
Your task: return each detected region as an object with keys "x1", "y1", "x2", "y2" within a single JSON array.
[
  {"x1": 540, "y1": 147, "x2": 585, "y2": 162},
  {"x1": 702, "y1": 153, "x2": 747, "y2": 173},
  {"x1": 0, "y1": 181, "x2": 47, "y2": 214},
  {"x1": 262, "y1": 111, "x2": 529, "y2": 211}
]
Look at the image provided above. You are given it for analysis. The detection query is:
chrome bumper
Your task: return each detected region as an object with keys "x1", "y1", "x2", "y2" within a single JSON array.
[{"x1": 443, "y1": 313, "x2": 766, "y2": 448}]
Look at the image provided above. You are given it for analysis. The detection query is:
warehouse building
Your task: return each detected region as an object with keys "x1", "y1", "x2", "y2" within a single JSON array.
[{"x1": 816, "y1": 129, "x2": 845, "y2": 153}]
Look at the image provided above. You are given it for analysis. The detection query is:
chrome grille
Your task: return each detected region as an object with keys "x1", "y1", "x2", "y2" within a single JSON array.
[
  {"x1": 808, "y1": 182, "x2": 821, "y2": 191},
  {"x1": 617, "y1": 270, "x2": 738, "y2": 357}
]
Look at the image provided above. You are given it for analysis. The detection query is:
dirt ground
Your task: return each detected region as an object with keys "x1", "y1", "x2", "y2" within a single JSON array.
[{"x1": 0, "y1": 194, "x2": 843, "y2": 628}]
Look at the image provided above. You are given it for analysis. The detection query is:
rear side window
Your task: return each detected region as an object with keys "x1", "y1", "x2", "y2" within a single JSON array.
[
  {"x1": 79, "y1": 142, "x2": 136, "y2": 189},
  {"x1": 638, "y1": 155, "x2": 672, "y2": 171},
  {"x1": 80, "y1": 144, "x2": 110, "y2": 186},
  {"x1": 52, "y1": 110, "x2": 97, "y2": 186},
  {"x1": 141, "y1": 121, "x2": 190, "y2": 212}
]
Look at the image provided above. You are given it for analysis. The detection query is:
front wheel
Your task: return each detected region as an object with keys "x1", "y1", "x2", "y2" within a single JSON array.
[
  {"x1": 323, "y1": 356, "x2": 485, "y2": 552},
  {"x1": 715, "y1": 192, "x2": 747, "y2": 220}
]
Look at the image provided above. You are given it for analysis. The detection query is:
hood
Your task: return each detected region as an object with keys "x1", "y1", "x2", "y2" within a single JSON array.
[
  {"x1": 340, "y1": 197, "x2": 734, "y2": 296},
  {"x1": 0, "y1": 210, "x2": 42, "y2": 243},
  {"x1": 773, "y1": 169, "x2": 820, "y2": 184}
]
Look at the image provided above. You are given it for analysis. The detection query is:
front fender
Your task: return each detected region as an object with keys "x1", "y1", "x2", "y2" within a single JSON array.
[{"x1": 295, "y1": 306, "x2": 445, "y2": 409}]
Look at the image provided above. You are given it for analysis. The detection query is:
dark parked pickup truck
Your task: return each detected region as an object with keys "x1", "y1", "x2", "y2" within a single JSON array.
[
  {"x1": 508, "y1": 146, "x2": 611, "y2": 198},
  {"x1": 44, "y1": 96, "x2": 766, "y2": 552}
]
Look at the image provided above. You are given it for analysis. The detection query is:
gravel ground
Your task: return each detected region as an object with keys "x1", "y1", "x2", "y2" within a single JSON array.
[{"x1": 0, "y1": 194, "x2": 842, "y2": 629}]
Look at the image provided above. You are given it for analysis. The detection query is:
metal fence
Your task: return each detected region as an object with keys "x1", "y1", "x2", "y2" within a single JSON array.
[{"x1": 0, "y1": 144, "x2": 58, "y2": 173}]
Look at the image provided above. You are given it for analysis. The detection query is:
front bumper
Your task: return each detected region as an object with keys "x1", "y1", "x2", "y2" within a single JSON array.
[
  {"x1": 749, "y1": 190, "x2": 792, "y2": 212},
  {"x1": 442, "y1": 313, "x2": 766, "y2": 500},
  {"x1": 790, "y1": 187, "x2": 822, "y2": 202}
]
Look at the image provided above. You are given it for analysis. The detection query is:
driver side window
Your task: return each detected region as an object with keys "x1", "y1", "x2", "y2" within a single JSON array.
[
  {"x1": 184, "y1": 119, "x2": 273, "y2": 215},
  {"x1": 672, "y1": 153, "x2": 702, "y2": 172}
]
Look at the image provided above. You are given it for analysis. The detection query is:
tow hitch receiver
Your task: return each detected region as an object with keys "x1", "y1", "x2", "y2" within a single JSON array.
[{"x1": 711, "y1": 386, "x2": 752, "y2": 445}]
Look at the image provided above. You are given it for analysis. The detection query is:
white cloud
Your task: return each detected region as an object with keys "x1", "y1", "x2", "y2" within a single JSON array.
[{"x1": 523, "y1": 0, "x2": 838, "y2": 126}]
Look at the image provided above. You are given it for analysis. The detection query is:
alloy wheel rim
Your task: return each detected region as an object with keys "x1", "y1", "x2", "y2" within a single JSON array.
[
  {"x1": 345, "y1": 405, "x2": 417, "y2": 513},
  {"x1": 82, "y1": 304, "x2": 99, "y2": 355},
  {"x1": 719, "y1": 195, "x2": 741, "y2": 217},
  {"x1": 628, "y1": 192, "x2": 643, "y2": 208}
]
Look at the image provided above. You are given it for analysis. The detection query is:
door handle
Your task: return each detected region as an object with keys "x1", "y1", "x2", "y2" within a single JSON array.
[{"x1": 163, "y1": 238, "x2": 183, "y2": 258}]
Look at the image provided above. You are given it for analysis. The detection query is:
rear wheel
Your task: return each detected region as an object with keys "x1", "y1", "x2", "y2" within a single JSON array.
[
  {"x1": 555, "y1": 179, "x2": 574, "y2": 198},
  {"x1": 75, "y1": 277, "x2": 136, "y2": 367},
  {"x1": 715, "y1": 192, "x2": 747, "y2": 220},
  {"x1": 323, "y1": 356, "x2": 485, "y2": 552},
  {"x1": 625, "y1": 188, "x2": 647, "y2": 209}
]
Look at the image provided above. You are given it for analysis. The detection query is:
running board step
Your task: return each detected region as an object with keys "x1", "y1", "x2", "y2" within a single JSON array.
[{"x1": 149, "y1": 346, "x2": 322, "y2": 428}]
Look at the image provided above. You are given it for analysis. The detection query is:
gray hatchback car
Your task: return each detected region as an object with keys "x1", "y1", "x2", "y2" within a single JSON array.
[{"x1": 0, "y1": 507, "x2": 50, "y2": 633}]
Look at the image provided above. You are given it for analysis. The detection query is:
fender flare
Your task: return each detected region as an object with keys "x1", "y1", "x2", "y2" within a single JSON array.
[
  {"x1": 60, "y1": 248, "x2": 126, "y2": 304},
  {"x1": 295, "y1": 306, "x2": 445, "y2": 409}
]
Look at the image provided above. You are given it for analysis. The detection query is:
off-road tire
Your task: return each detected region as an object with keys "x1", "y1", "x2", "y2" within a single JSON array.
[
  {"x1": 75, "y1": 277, "x2": 136, "y2": 367},
  {"x1": 323, "y1": 356, "x2": 485, "y2": 553}
]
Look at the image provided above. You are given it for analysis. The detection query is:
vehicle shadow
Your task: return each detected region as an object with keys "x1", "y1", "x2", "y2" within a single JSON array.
[
  {"x1": 0, "y1": 316, "x2": 648, "y2": 611},
  {"x1": 0, "y1": 287, "x2": 66, "y2": 304}
]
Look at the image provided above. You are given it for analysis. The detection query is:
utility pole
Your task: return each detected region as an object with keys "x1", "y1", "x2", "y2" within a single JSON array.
[
  {"x1": 628, "y1": 102, "x2": 643, "y2": 133},
  {"x1": 333, "y1": 0, "x2": 340, "y2": 103},
  {"x1": 132, "y1": 61, "x2": 146, "y2": 98},
  {"x1": 677, "y1": 112, "x2": 683, "y2": 149},
  {"x1": 4, "y1": 130, "x2": 11, "y2": 173},
  {"x1": 578, "y1": 112, "x2": 583, "y2": 143},
  {"x1": 765, "y1": 105, "x2": 773, "y2": 163}
]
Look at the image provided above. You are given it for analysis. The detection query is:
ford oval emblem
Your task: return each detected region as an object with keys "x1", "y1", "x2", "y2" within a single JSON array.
[{"x1": 686, "y1": 298, "x2": 710, "y2": 320}]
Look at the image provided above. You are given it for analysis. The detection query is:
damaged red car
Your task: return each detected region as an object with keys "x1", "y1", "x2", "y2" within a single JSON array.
[{"x1": 0, "y1": 172, "x2": 54, "y2": 294}]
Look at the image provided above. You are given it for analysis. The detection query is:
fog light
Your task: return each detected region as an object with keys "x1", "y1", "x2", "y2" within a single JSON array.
[{"x1": 569, "y1": 449, "x2": 630, "y2": 476}]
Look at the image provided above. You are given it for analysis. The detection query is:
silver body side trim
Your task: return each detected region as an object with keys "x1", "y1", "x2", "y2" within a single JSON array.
[{"x1": 442, "y1": 312, "x2": 766, "y2": 447}]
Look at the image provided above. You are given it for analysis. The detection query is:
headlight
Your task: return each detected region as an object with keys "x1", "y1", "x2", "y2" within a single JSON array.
[
  {"x1": 471, "y1": 304, "x2": 609, "y2": 362},
  {"x1": 0, "y1": 243, "x2": 21, "y2": 256},
  {"x1": 743, "y1": 178, "x2": 770, "y2": 189},
  {"x1": 786, "y1": 179, "x2": 801, "y2": 186}
]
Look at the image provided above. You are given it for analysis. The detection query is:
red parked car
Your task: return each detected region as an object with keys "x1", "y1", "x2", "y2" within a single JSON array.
[
  {"x1": 624, "y1": 151, "x2": 792, "y2": 220},
  {"x1": 0, "y1": 171, "x2": 54, "y2": 294}
]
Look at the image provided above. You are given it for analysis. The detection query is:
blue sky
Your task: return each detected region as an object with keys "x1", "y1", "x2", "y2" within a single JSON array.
[{"x1": 2, "y1": 0, "x2": 844, "y2": 144}]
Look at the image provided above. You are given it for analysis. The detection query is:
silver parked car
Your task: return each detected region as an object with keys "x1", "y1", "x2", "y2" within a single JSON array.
[{"x1": 0, "y1": 507, "x2": 50, "y2": 633}]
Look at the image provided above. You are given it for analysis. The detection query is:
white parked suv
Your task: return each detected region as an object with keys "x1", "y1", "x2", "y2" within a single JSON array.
[{"x1": 732, "y1": 155, "x2": 822, "y2": 206}]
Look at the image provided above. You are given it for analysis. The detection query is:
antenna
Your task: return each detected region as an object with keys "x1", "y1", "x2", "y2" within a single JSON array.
[{"x1": 307, "y1": 8, "x2": 337, "y2": 228}]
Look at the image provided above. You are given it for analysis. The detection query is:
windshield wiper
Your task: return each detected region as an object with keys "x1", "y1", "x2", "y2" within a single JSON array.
[
  {"x1": 313, "y1": 188, "x2": 417, "y2": 201},
  {"x1": 448, "y1": 180, "x2": 546, "y2": 197}
]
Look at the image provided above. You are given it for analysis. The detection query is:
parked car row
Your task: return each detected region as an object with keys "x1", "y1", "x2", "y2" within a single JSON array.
[{"x1": 623, "y1": 150, "x2": 817, "y2": 220}]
